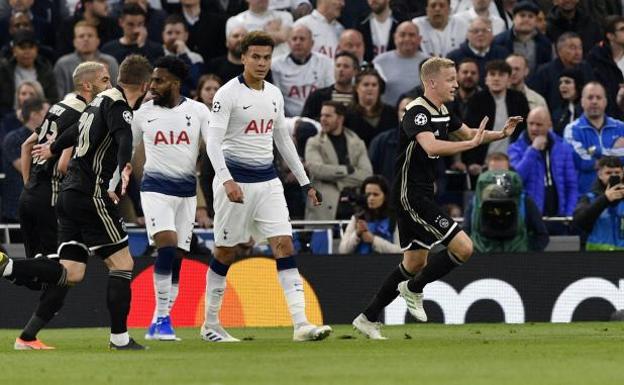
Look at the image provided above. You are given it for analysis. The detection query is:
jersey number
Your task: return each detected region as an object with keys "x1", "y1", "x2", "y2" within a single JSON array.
[
  {"x1": 75, "y1": 112, "x2": 94, "y2": 157},
  {"x1": 34, "y1": 119, "x2": 58, "y2": 165}
]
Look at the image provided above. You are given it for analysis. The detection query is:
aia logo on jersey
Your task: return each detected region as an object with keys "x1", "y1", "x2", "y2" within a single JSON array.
[
  {"x1": 244, "y1": 119, "x2": 273, "y2": 134},
  {"x1": 288, "y1": 85, "x2": 317, "y2": 99},
  {"x1": 154, "y1": 130, "x2": 190, "y2": 145},
  {"x1": 318, "y1": 45, "x2": 335, "y2": 58}
]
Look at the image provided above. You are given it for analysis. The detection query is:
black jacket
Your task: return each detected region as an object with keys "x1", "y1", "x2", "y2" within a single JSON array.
[
  {"x1": 301, "y1": 85, "x2": 335, "y2": 120},
  {"x1": 587, "y1": 41, "x2": 624, "y2": 119},
  {"x1": 356, "y1": 14, "x2": 399, "y2": 63},
  {"x1": 56, "y1": 13, "x2": 121, "y2": 56},
  {"x1": 462, "y1": 88, "x2": 529, "y2": 166},
  {"x1": 0, "y1": 57, "x2": 59, "y2": 115},
  {"x1": 546, "y1": 6, "x2": 602, "y2": 57},
  {"x1": 344, "y1": 104, "x2": 398, "y2": 147}
]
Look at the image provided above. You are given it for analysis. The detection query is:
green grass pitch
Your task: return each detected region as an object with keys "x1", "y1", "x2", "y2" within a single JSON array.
[{"x1": 1, "y1": 323, "x2": 623, "y2": 385}]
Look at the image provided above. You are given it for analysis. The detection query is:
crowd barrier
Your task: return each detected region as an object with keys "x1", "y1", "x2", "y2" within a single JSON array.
[{"x1": 0, "y1": 252, "x2": 622, "y2": 329}]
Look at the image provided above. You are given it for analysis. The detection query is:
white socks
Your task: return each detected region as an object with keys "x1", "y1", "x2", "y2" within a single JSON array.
[
  {"x1": 168, "y1": 283, "x2": 179, "y2": 313},
  {"x1": 153, "y1": 272, "x2": 172, "y2": 320},
  {"x1": 204, "y1": 268, "x2": 227, "y2": 325},
  {"x1": 110, "y1": 332, "x2": 129, "y2": 346},
  {"x1": 278, "y1": 268, "x2": 308, "y2": 326}
]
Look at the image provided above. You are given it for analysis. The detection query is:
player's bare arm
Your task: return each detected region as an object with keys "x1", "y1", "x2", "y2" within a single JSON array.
[
  {"x1": 416, "y1": 120, "x2": 486, "y2": 157},
  {"x1": 450, "y1": 116, "x2": 523, "y2": 143},
  {"x1": 20, "y1": 132, "x2": 38, "y2": 184}
]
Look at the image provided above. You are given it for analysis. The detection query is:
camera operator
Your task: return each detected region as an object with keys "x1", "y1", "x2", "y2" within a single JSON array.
[
  {"x1": 573, "y1": 156, "x2": 624, "y2": 250},
  {"x1": 339, "y1": 175, "x2": 402, "y2": 255}
]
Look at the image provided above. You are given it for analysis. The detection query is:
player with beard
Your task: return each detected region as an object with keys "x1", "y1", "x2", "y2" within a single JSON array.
[
  {"x1": 5, "y1": 62, "x2": 112, "y2": 350},
  {"x1": 132, "y1": 56, "x2": 211, "y2": 341}
]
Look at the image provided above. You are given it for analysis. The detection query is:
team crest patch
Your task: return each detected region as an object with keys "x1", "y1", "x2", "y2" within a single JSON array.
[
  {"x1": 439, "y1": 218, "x2": 449, "y2": 229},
  {"x1": 414, "y1": 113, "x2": 428, "y2": 126},
  {"x1": 212, "y1": 101, "x2": 221, "y2": 112},
  {"x1": 122, "y1": 110, "x2": 133, "y2": 124}
]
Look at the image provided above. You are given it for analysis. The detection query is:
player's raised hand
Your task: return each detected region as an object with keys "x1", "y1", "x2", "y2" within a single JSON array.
[
  {"x1": 224, "y1": 180, "x2": 244, "y2": 203},
  {"x1": 120, "y1": 162, "x2": 133, "y2": 197},
  {"x1": 502, "y1": 116, "x2": 523, "y2": 138},
  {"x1": 478, "y1": 116, "x2": 489, "y2": 131},
  {"x1": 471, "y1": 120, "x2": 487, "y2": 147}
]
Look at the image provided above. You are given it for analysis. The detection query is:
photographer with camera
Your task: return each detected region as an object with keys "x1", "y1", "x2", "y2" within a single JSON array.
[
  {"x1": 339, "y1": 175, "x2": 402, "y2": 255},
  {"x1": 572, "y1": 156, "x2": 624, "y2": 250}
]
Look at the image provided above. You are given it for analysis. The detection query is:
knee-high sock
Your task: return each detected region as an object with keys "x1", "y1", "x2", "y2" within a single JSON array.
[
  {"x1": 20, "y1": 285, "x2": 69, "y2": 341},
  {"x1": 363, "y1": 263, "x2": 415, "y2": 322},
  {"x1": 204, "y1": 259, "x2": 229, "y2": 325},
  {"x1": 107, "y1": 270, "x2": 133, "y2": 345},
  {"x1": 276, "y1": 256, "x2": 308, "y2": 327},
  {"x1": 9, "y1": 258, "x2": 67, "y2": 286},
  {"x1": 407, "y1": 250, "x2": 464, "y2": 293},
  {"x1": 152, "y1": 246, "x2": 176, "y2": 320},
  {"x1": 168, "y1": 256, "x2": 182, "y2": 314}
]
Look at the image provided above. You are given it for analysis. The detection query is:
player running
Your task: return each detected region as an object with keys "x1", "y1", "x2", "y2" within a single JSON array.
[
  {"x1": 132, "y1": 56, "x2": 210, "y2": 341},
  {"x1": 352, "y1": 57, "x2": 522, "y2": 339},
  {"x1": 202, "y1": 31, "x2": 331, "y2": 342}
]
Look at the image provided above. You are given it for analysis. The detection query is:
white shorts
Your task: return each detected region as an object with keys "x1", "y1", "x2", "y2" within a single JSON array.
[
  {"x1": 213, "y1": 177, "x2": 292, "y2": 247},
  {"x1": 140, "y1": 191, "x2": 197, "y2": 251}
]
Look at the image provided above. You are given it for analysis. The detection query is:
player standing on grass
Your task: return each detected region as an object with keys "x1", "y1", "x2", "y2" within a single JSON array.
[
  {"x1": 133, "y1": 56, "x2": 211, "y2": 341},
  {"x1": 9, "y1": 62, "x2": 112, "y2": 350},
  {"x1": 0, "y1": 55, "x2": 153, "y2": 350},
  {"x1": 202, "y1": 31, "x2": 332, "y2": 342},
  {"x1": 352, "y1": 57, "x2": 523, "y2": 339}
]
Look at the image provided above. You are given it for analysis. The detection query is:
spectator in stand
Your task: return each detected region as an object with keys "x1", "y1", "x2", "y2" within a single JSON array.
[
  {"x1": 305, "y1": 101, "x2": 372, "y2": 221},
  {"x1": 449, "y1": 58, "x2": 481, "y2": 121},
  {"x1": 587, "y1": 15, "x2": 624, "y2": 120},
  {"x1": 269, "y1": 0, "x2": 312, "y2": 20},
  {"x1": 180, "y1": 0, "x2": 228, "y2": 63},
  {"x1": 301, "y1": 51, "x2": 359, "y2": 120},
  {"x1": 573, "y1": 156, "x2": 624, "y2": 250},
  {"x1": 357, "y1": 0, "x2": 399, "y2": 63},
  {"x1": 101, "y1": 2, "x2": 164, "y2": 64},
  {"x1": 2, "y1": 97, "x2": 48, "y2": 223},
  {"x1": 338, "y1": 175, "x2": 402, "y2": 255},
  {"x1": 493, "y1": 1, "x2": 552, "y2": 77},
  {"x1": 0, "y1": 30, "x2": 58, "y2": 115},
  {"x1": 294, "y1": 0, "x2": 345, "y2": 59},
  {"x1": 373, "y1": 21, "x2": 429, "y2": 107},
  {"x1": 450, "y1": 0, "x2": 499, "y2": 15},
  {"x1": 578, "y1": 0, "x2": 622, "y2": 26},
  {"x1": 204, "y1": 0, "x2": 247, "y2": 17},
  {"x1": 552, "y1": 68, "x2": 583, "y2": 136},
  {"x1": 447, "y1": 17, "x2": 510, "y2": 86},
  {"x1": 206, "y1": 26, "x2": 247, "y2": 83},
  {"x1": 368, "y1": 95, "x2": 414, "y2": 186},
  {"x1": 0, "y1": 11, "x2": 56, "y2": 64},
  {"x1": 535, "y1": 8, "x2": 547, "y2": 34},
  {"x1": 57, "y1": 0, "x2": 121, "y2": 56},
  {"x1": 529, "y1": 32, "x2": 593, "y2": 113},
  {"x1": 272, "y1": 25, "x2": 335, "y2": 117},
  {"x1": 546, "y1": 0, "x2": 602, "y2": 57},
  {"x1": 564, "y1": 81, "x2": 624, "y2": 195},
  {"x1": 389, "y1": 0, "x2": 426, "y2": 20},
  {"x1": 506, "y1": 53, "x2": 547, "y2": 110},
  {"x1": 226, "y1": 0, "x2": 294, "y2": 57},
  {"x1": 54, "y1": 21, "x2": 119, "y2": 97},
  {"x1": 338, "y1": 29, "x2": 366, "y2": 65},
  {"x1": 463, "y1": 60, "x2": 529, "y2": 176},
  {"x1": 509, "y1": 106, "x2": 578, "y2": 220},
  {"x1": 454, "y1": 0, "x2": 506, "y2": 35},
  {"x1": 0, "y1": 0, "x2": 54, "y2": 49},
  {"x1": 344, "y1": 67, "x2": 398, "y2": 146},
  {"x1": 413, "y1": 0, "x2": 469, "y2": 58},
  {"x1": 161, "y1": 14, "x2": 203, "y2": 96},
  {"x1": 114, "y1": 0, "x2": 167, "y2": 43}
]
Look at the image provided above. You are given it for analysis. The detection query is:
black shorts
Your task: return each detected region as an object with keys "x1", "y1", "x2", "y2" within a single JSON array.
[
  {"x1": 56, "y1": 189, "x2": 128, "y2": 262},
  {"x1": 395, "y1": 192, "x2": 461, "y2": 250},
  {"x1": 18, "y1": 185, "x2": 58, "y2": 259}
]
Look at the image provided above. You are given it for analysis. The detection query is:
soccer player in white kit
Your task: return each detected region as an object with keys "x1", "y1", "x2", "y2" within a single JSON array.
[
  {"x1": 203, "y1": 31, "x2": 332, "y2": 342},
  {"x1": 131, "y1": 56, "x2": 211, "y2": 341}
]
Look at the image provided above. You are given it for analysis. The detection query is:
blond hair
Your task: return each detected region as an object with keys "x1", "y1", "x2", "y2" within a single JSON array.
[
  {"x1": 72, "y1": 61, "x2": 106, "y2": 90},
  {"x1": 420, "y1": 57, "x2": 456, "y2": 86}
]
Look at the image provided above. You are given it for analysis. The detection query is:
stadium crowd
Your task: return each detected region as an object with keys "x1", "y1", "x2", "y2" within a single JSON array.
[{"x1": 2, "y1": 0, "x2": 624, "y2": 252}]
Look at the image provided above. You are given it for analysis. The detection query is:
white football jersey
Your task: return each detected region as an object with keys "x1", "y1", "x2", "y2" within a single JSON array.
[
  {"x1": 226, "y1": 9, "x2": 293, "y2": 57},
  {"x1": 209, "y1": 75, "x2": 287, "y2": 182},
  {"x1": 132, "y1": 98, "x2": 210, "y2": 197},
  {"x1": 413, "y1": 15, "x2": 469, "y2": 57},
  {"x1": 294, "y1": 10, "x2": 344, "y2": 59},
  {"x1": 269, "y1": 0, "x2": 310, "y2": 10},
  {"x1": 271, "y1": 52, "x2": 335, "y2": 117},
  {"x1": 454, "y1": 8, "x2": 506, "y2": 35}
]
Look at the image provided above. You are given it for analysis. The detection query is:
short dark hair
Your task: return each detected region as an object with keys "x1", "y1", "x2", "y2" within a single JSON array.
[
  {"x1": 457, "y1": 57, "x2": 479, "y2": 70},
  {"x1": 154, "y1": 55, "x2": 189, "y2": 81},
  {"x1": 118, "y1": 54, "x2": 152, "y2": 85},
  {"x1": 321, "y1": 100, "x2": 346, "y2": 116},
  {"x1": 164, "y1": 14, "x2": 188, "y2": 31},
  {"x1": 426, "y1": 0, "x2": 451, "y2": 6},
  {"x1": 485, "y1": 59, "x2": 512, "y2": 75},
  {"x1": 605, "y1": 15, "x2": 624, "y2": 37},
  {"x1": 21, "y1": 97, "x2": 46, "y2": 121},
  {"x1": 335, "y1": 51, "x2": 359, "y2": 69},
  {"x1": 556, "y1": 32, "x2": 581, "y2": 51},
  {"x1": 121, "y1": 2, "x2": 147, "y2": 18},
  {"x1": 241, "y1": 31, "x2": 274, "y2": 54},
  {"x1": 599, "y1": 156, "x2": 622, "y2": 169}
]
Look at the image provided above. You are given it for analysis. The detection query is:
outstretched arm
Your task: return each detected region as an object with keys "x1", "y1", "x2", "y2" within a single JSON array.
[
  {"x1": 417, "y1": 118, "x2": 487, "y2": 157},
  {"x1": 450, "y1": 116, "x2": 523, "y2": 143}
]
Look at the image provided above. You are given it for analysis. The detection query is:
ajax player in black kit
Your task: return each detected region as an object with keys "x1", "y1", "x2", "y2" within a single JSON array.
[
  {"x1": 352, "y1": 57, "x2": 523, "y2": 339},
  {"x1": 0, "y1": 55, "x2": 153, "y2": 350}
]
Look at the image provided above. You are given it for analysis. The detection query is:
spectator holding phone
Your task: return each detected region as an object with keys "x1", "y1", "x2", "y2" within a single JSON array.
[{"x1": 572, "y1": 156, "x2": 624, "y2": 250}]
